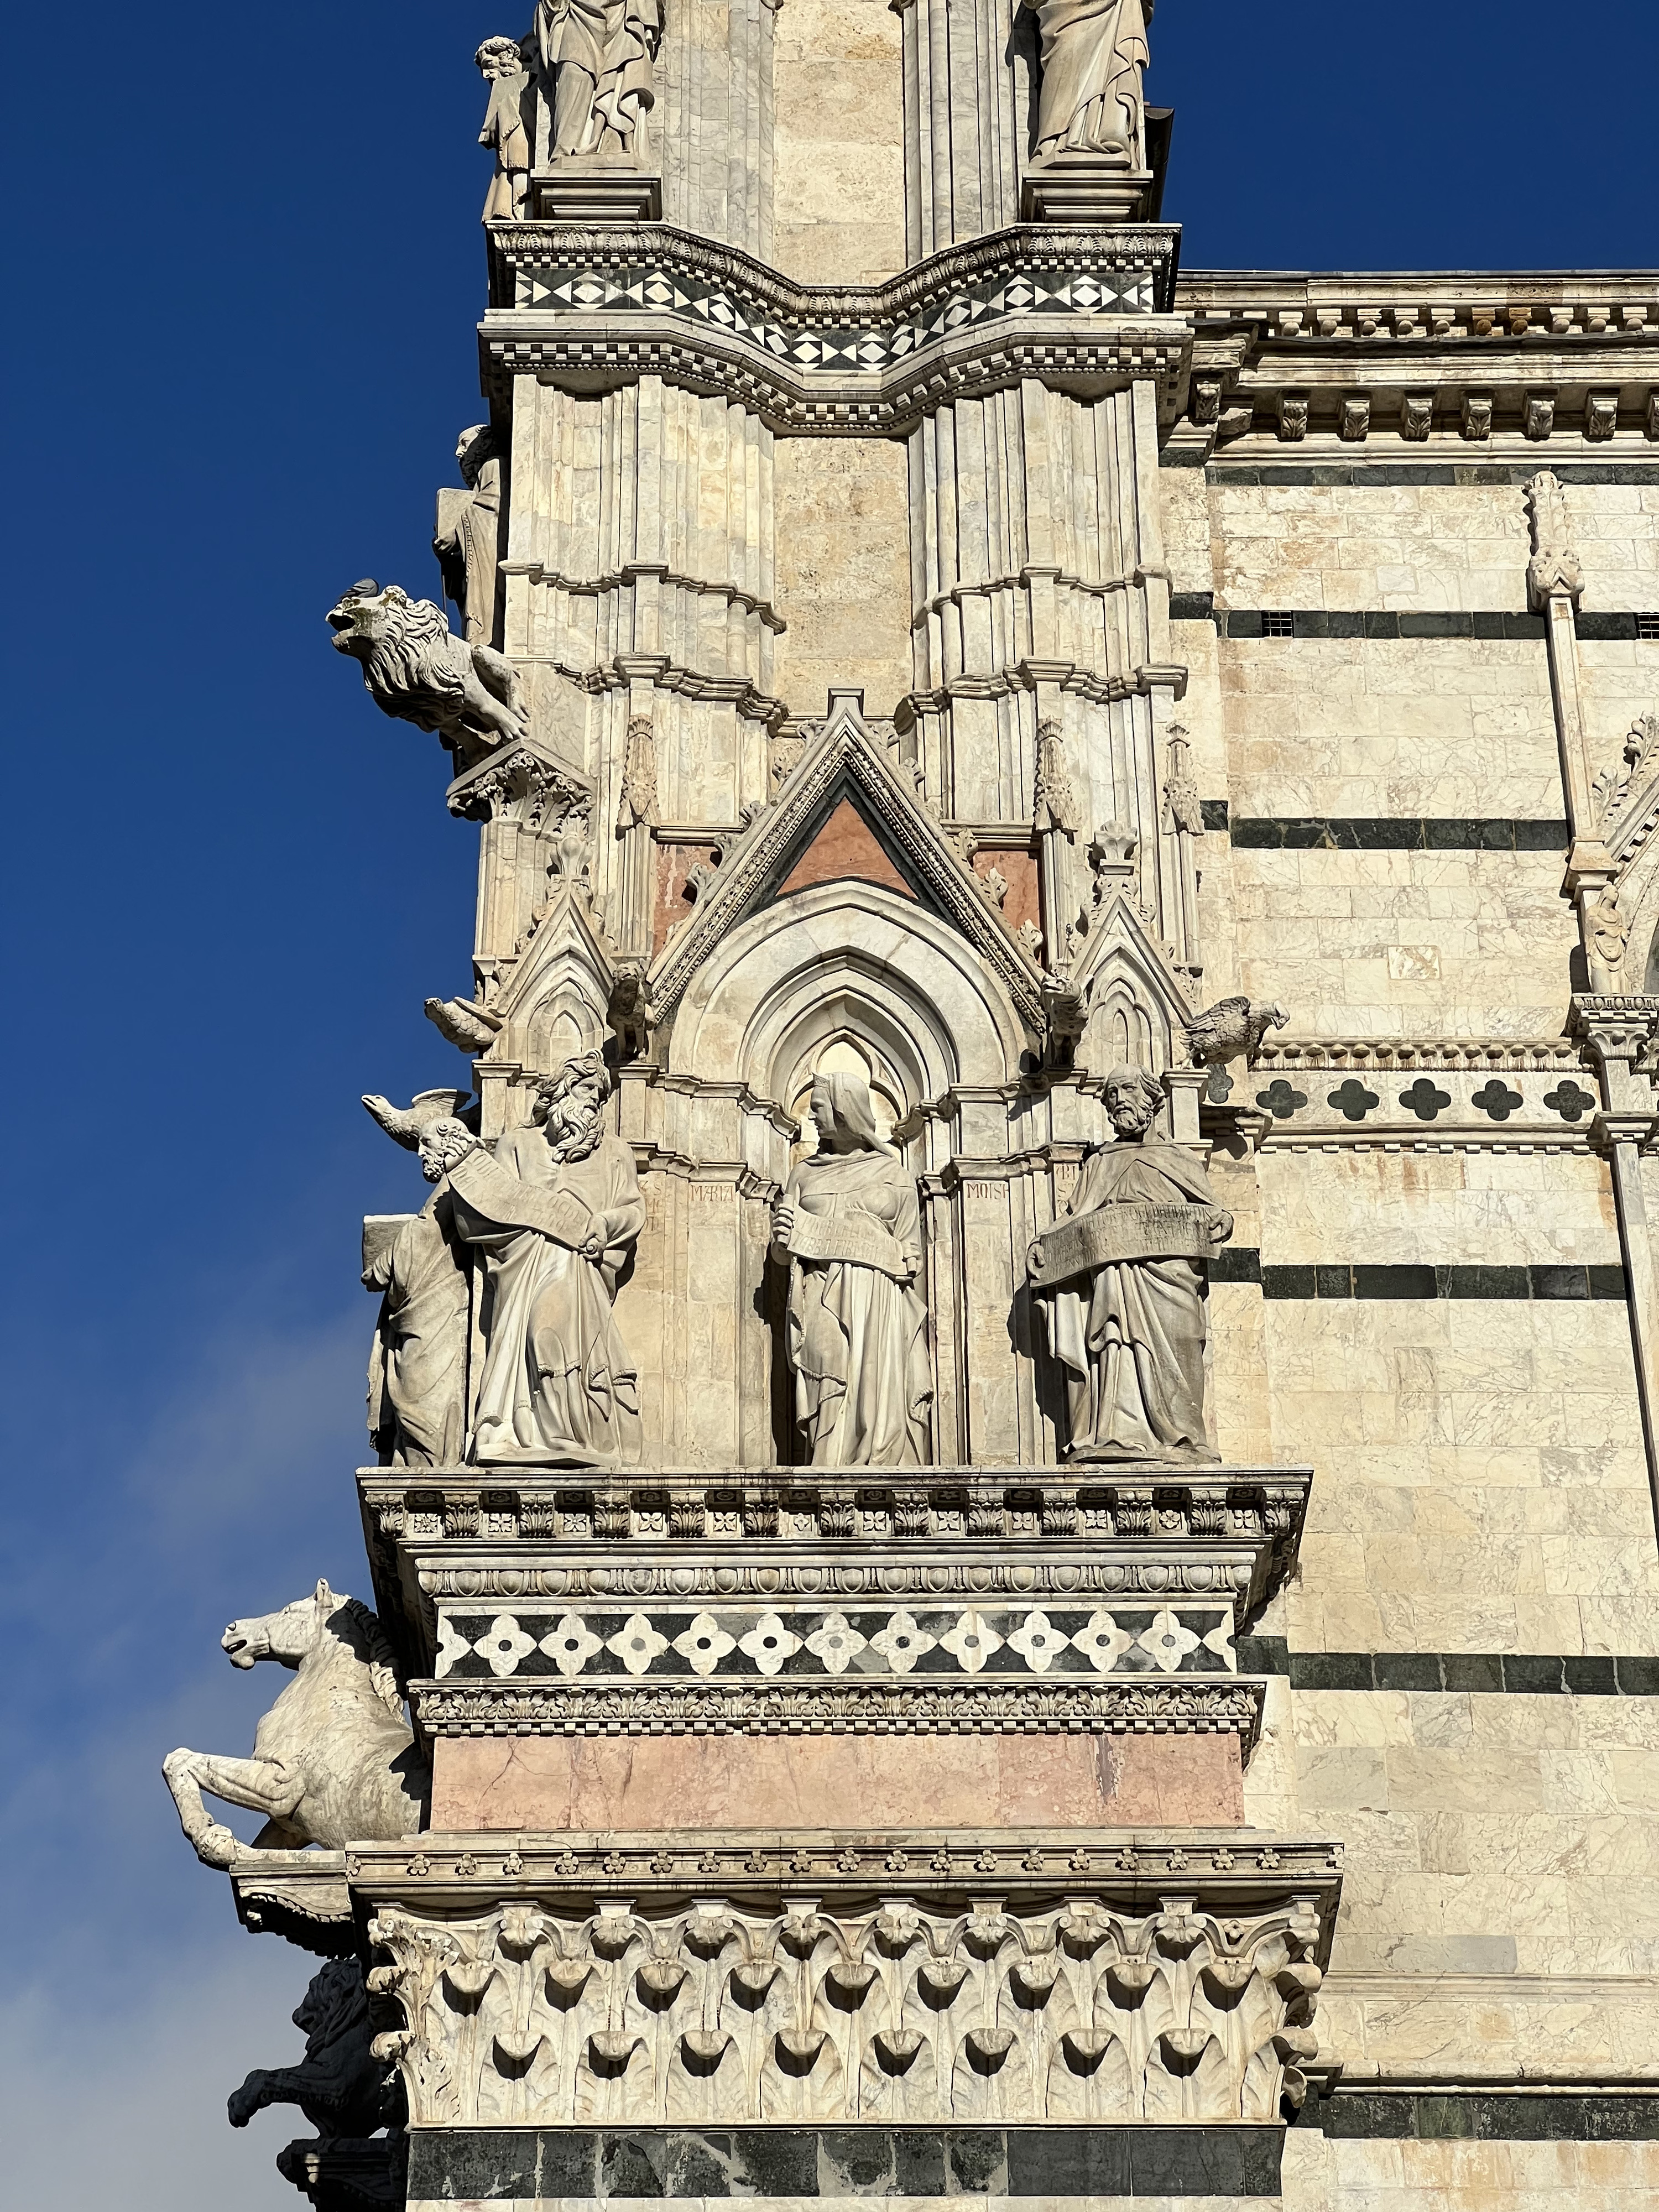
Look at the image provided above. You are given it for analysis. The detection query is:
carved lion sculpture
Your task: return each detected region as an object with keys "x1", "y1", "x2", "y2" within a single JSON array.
[
  {"x1": 327, "y1": 580, "x2": 528, "y2": 754},
  {"x1": 228, "y1": 1959, "x2": 401, "y2": 2138}
]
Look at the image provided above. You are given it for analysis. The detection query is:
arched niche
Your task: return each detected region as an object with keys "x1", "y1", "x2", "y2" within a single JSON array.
[{"x1": 667, "y1": 880, "x2": 1026, "y2": 1113}]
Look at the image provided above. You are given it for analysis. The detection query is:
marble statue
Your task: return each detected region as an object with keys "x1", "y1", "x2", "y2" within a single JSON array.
[
  {"x1": 1021, "y1": 0, "x2": 1152, "y2": 164},
  {"x1": 536, "y1": 0, "x2": 662, "y2": 160},
  {"x1": 327, "y1": 580, "x2": 528, "y2": 754},
  {"x1": 1029, "y1": 1065, "x2": 1232, "y2": 1463},
  {"x1": 435, "y1": 425, "x2": 504, "y2": 648},
  {"x1": 445, "y1": 1052, "x2": 644, "y2": 1468},
  {"x1": 363, "y1": 1114, "x2": 475, "y2": 1469},
  {"x1": 163, "y1": 1583, "x2": 429, "y2": 1870},
  {"x1": 771, "y1": 1072, "x2": 932, "y2": 1467},
  {"x1": 474, "y1": 36, "x2": 533, "y2": 221}
]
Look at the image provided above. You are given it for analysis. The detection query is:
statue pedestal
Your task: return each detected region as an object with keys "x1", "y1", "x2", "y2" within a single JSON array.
[
  {"x1": 1020, "y1": 151, "x2": 1157, "y2": 224},
  {"x1": 530, "y1": 166, "x2": 662, "y2": 222}
]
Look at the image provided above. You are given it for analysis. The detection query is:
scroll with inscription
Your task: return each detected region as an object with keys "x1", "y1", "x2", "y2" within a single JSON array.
[
  {"x1": 1027, "y1": 1202, "x2": 1228, "y2": 1290},
  {"x1": 785, "y1": 1207, "x2": 913, "y2": 1281},
  {"x1": 445, "y1": 1144, "x2": 594, "y2": 1250}
]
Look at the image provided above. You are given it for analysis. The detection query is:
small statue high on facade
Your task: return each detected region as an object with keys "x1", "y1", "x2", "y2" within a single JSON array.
[
  {"x1": 444, "y1": 1052, "x2": 645, "y2": 1468},
  {"x1": 1022, "y1": 0, "x2": 1152, "y2": 165},
  {"x1": 536, "y1": 0, "x2": 662, "y2": 160},
  {"x1": 435, "y1": 424, "x2": 504, "y2": 648},
  {"x1": 363, "y1": 1109, "x2": 476, "y2": 1469},
  {"x1": 1029, "y1": 1064, "x2": 1232, "y2": 1463},
  {"x1": 771, "y1": 1073, "x2": 932, "y2": 1467},
  {"x1": 474, "y1": 35, "x2": 534, "y2": 220}
]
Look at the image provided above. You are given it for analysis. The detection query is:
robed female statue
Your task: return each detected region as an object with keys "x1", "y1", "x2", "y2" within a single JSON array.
[
  {"x1": 445, "y1": 1052, "x2": 644, "y2": 1468},
  {"x1": 770, "y1": 1073, "x2": 932, "y2": 1468},
  {"x1": 1030, "y1": 1064, "x2": 1232, "y2": 1463}
]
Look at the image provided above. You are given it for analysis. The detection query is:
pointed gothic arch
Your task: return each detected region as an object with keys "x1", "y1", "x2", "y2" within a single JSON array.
[{"x1": 666, "y1": 879, "x2": 1025, "y2": 1108}]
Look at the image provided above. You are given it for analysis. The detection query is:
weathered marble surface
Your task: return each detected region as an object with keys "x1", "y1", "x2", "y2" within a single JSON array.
[{"x1": 427, "y1": 1730, "x2": 1245, "y2": 1833}]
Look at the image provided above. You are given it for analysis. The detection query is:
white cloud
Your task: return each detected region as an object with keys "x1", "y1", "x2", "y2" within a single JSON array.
[
  {"x1": 0, "y1": 1301, "x2": 397, "y2": 2207},
  {"x1": 0, "y1": 1939, "x2": 321, "y2": 2212}
]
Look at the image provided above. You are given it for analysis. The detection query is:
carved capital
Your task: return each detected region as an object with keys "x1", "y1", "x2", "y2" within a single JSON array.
[{"x1": 356, "y1": 1841, "x2": 1340, "y2": 2128}]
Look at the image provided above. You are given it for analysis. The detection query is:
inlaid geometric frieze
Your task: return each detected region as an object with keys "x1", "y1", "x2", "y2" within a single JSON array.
[
  {"x1": 483, "y1": 227, "x2": 1186, "y2": 423},
  {"x1": 515, "y1": 263, "x2": 1159, "y2": 369},
  {"x1": 434, "y1": 1604, "x2": 1238, "y2": 1683}
]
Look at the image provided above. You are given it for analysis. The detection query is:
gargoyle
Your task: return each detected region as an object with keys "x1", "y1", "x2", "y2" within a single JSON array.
[
  {"x1": 327, "y1": 580, "x2": 527, "y2": 755},
  {"x1": 1185, "y1": 995, "x2": 1289, "y2": 1069}
]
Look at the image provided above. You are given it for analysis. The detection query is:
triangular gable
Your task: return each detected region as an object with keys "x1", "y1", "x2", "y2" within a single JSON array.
[
  {"x1": 647, "y1": 703, "x2": 1045, "y2": 1032},
  {"x1": 1068, "y1": 883, "x2": 1197, "y2": 1070},
  {"x1": 774, "y1": 793, "x2": 919, "y2": 904},
  {"x1": 488, "y1": 878, "x2": 618, "y2": 1066}
]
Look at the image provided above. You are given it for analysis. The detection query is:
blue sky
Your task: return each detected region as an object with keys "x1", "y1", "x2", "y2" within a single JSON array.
[{"x1": 2, "y1": 3, "x2": 1656, "y2": 2204}]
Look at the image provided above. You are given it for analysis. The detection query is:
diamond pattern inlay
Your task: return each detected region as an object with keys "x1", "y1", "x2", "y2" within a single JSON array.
[{"x1": 515, "y1": 259, "x2": 1152, "y2": 375}]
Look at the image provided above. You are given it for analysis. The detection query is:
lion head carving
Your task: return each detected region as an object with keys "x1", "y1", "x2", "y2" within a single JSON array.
[{"x1": 327, "y1": 579, "x2": 528, "y2": 755}]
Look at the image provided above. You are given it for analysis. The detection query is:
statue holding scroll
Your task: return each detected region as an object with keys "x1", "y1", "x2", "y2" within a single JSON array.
[
  {"x1": 446, "y1": 1052, "x2": 644, "y2": 1468},
  {"x1": 771, "y1": 1073, "x2": 932, "y2": 1468},
  {"x1": 1029, "y1": 1065, "x2": 1232, "y2": 1464}
]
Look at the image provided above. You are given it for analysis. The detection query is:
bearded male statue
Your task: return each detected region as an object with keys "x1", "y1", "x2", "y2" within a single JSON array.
[
  {"x1": 1029, "y1": 1063, "x2": 1232, "y2": 1463},
  {"x1": 442, "y1": 1052, "x2": 645, "y2": 1469}
]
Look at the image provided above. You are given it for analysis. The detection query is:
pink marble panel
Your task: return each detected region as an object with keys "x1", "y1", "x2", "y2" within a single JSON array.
[{"x1": 431, "y1": 1731, "x2": 1244, "y2": 1832}]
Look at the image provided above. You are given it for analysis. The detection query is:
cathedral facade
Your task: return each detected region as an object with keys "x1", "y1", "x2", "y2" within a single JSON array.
[{"x1": 166, "y1": 7, "x2": 1659, "y2": 2209}]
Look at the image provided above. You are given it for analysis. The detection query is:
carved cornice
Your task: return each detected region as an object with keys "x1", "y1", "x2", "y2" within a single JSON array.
[
  {"x1": 482, "y1": 222, "x2": 1186, "y2": 427},
  {"x1": 415, "y1": 1559, "x2": 1255, "y2": 1603},
  {"x1": 359, "y1": 1465, "x2": 1310, "y2": 1559},
  {"x1": 1170, "y1": 273, "x2": 1659, "y2": 451},
  {"x1": 1175, "y1": 271, "x2": 1659, "y2": 338},
  {"x1": 411, "y1": 1674, "x2": 1266, "y2": 1743},
  {"x1": 1254, "y1": 1036, "x2": 1583, "y2": 1073},
  {"x1": 361, "y1": 1848, "x2": 1340, "y2": 2128}
]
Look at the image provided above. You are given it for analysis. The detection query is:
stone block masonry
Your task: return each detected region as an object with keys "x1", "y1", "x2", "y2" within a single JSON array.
[{"x1": 162, "y1": 7, "x2": 1659, "y2": 2211}]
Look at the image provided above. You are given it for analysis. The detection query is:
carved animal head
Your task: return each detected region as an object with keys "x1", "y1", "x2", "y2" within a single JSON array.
[
  {"x1": 221, "y1": 1582, "x2": 405, "y2": 1714},
  {"x1": 328, "y1": 580, "x2": 424, "y2": 664}
]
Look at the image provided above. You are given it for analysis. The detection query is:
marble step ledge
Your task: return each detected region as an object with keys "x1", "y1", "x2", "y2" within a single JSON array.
[
  {"x1": 358, "y1": 1464, "x2": 1311, "y2": 1660},
  {"x1": 230, "y1": 1827, "x2": 1342, "y2": 1951},
  {"x1": 322, "y1": 1832, "x2": 1339, "y2": 2131}
]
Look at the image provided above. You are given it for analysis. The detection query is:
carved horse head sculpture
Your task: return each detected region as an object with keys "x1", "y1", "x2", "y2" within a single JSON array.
[{"x1": 163, "y1": 1579, "x2": 430, "y2": 1871}]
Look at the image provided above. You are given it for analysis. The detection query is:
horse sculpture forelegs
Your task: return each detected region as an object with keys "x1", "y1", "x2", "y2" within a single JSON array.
[{"x1": 163, "y1": 1746, "x2": 304, "y2": 1869}]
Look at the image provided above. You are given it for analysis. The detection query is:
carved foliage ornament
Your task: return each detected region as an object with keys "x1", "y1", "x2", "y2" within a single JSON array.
[
  {"x1": 367, "y1": 1891, "x2": 1327, "y2": 2129},
  {"x1": 1526, "y1": 469, "x2": 1583, "y2": 606}
]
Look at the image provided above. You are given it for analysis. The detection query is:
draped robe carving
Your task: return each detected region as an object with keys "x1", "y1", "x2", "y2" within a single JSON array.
[
  {"x1": 1034, "y1": 1067, "x2": 1229, "y2": 1463},
  {"x1": 364, "y1": 1186, "x2": 469, "y2": 1468},
  {"x1": 1022, "y1": 0, "x2": 1152, "y2": 164},
  {"x1": 448, "y1": 1060, "x2": 644, "y2": 1469},
  {"x1": 772, "y1": 1075, "x2": 932, "y2": 1468}
]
